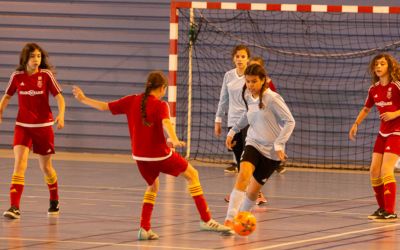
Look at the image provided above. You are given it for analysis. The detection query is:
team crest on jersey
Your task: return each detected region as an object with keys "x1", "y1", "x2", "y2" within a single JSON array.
[
  {"x1": 37, "y1": 76, "x2": 43, "y2": 88},
  {"x1": 387, "y1": 87, "x2": 392, "y2": 99}
]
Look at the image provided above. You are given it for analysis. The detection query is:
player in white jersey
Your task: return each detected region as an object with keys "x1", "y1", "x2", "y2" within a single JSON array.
[
  {"x1": 349, "y1": 53, "x2": 400, "y2": 222},
  {"x1": 223, "y1": 64, "x2": 295, "y2": 229}
]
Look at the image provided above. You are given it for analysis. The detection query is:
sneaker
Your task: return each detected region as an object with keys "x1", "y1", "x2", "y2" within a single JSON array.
[
  {"x1": 224, "y1": 164, "x2": 238, "y2": 173},
  {"x1": 3, "y1": 206, "x2": 20, "y2": 219},
  {"x1": 276, "y1": 165, "x2": 287, "y2": 174},
  {"x1": 224, "y1": 194, "x2": 230, "y2": 203},
  {"x1": 221, "y1": 220, "x2": 235, "y2": 236},
  {"x1": 367, "y1": 208, "x2": 385, "y2": 220},
  {"x1": 373, "y1": 211, "x2": 398, "y2": 222},
  {"x1": 48, "y1": 200, "x2": 59, "y2": 215},
  {"x1": 224, "y1": 219, "x2": 234, "y2": 229},
  {"x1": 138, "y1": 227, "x2": 159, "y2": 240},
  {"x1": 256, "y1": 192, "x2": 267, "y2": 205},
  {"x1": 200, "y1": 218, "x2": 232, "y2": 232}
]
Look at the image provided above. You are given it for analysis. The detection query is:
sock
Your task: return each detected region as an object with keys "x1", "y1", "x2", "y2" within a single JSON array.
[
  {"x1": 371, "y1": 177, "x2": 385, "y2": 209},
  {"x1": 226, "y1": 188, "x2": 245, "y2": 221},
  {"x1": 140, "y1": 191, "x2": 156, "y2": 231},
  {"x1": 45, "y1": 173, "x2": 59, "y2": 201},
  {"x1": 188, "y1": 183, "x2": 211, "y2": 222},
  {"x1": 383, "y1": 174, "x2": 396, "y2": 214},
  {"x1": 240, "y1": 194, "x2": 255, "y2": 212},
  {"x1": 10, "y1": 174, "x2": 25, "y2": 209}
]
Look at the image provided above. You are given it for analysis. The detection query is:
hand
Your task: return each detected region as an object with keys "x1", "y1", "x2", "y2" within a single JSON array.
[
  {"x1": 214, "y1": 122, "x2": 222, "y2": 137},
  {"x1": 225, "y1": 136, "x2": 236, "y2": 150},
  {"x1": 72, "y1": 86, "x2": 86, "y2": 102},
  {"x1": 349, "y1": 123, "x2": 357, "y2": 141},
  {"x1": 380, "y1": 112, "x2": 398, "y2": 122},
  {"x1": 168, "y1": 138, "x2": 186, "y2": 148},
  {"x1": 276, "y1": 150, "x2": 288, "y2": 162},
  {"x1": 54, "y1": 115, "x2": 65, "y2": 129}
]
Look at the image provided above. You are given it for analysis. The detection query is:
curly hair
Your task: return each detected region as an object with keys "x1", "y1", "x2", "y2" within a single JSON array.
[
  {"x1": 16, "y1": 43, "x2": 54, "y2": 73},
  {"x1": 369, "y1": 53, "x2": 400, "y2": 85}
]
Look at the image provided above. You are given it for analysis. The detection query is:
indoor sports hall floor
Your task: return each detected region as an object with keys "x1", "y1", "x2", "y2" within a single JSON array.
[{"x1": 0, "y1": 150, "x2": 399, "y2": 250}]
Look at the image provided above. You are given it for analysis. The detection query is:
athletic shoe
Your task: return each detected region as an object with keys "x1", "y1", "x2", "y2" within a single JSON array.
[
  {"x1": 48, "y1": 200, "x2": 60, "y2": 215},
  {"x1": 276, "y1": 165, "x2": 287, "y2": 174},
  {"x1": 221, "y1": 220, "x2": 235, "y2": 236},
  {"x1": 3, "y1": 206, "x2": 21, "y2": 219},
  {"x1": 224, "y1": 194, "x2": 230, "y2": 203},
  {"x1": 200, "y1": 219, "x2": 232, "y2": 232},
  {"x1": 373, "y1": 211, "x2": 398, "y2": 222},
  {"x1": 224, "y1": 164, "x2": 238, "y2": 173},
  {"x1": 256, "y1": 192, "x2": 267, "y2": 205},
  {"x1": 138, "y1": 227, "x2": 159, "y2": 240},
  {"x1": 224, "y1": 219, "x2": 234, "y2": 229},
  {"x1": 367, "y1": 208, "x2": 385, "y2": 220}
]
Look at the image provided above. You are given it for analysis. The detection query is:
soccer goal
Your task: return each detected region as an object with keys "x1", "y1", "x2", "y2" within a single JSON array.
[{"x1": 168, "y1": 1, "x2": 400, "y2": 169}]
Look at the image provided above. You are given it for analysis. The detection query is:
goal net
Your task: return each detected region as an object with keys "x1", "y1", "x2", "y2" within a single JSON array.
[{"x1": 170, "y1": 2, "x2": 400, "y2": 169}]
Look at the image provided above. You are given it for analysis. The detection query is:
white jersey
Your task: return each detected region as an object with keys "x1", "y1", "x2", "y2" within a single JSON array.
[
  {"x1": 215, "y1": 68, "x2": 246, "y2": 127},
  {"x1": 228, "y1": 88, "x2": 295, "y2": 161}
]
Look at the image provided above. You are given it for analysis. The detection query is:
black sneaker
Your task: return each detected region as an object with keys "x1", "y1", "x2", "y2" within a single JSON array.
[
  {"x1": 276, "y1": 165, "x2": 287, "y2": 174},
  {"x1": 3, "y1": 206, "x2": 21, "y2": 219},
  {"x1": 224, "y1": 164, "x2": 238, "y2": 173},
  {"x1": 373, "y1": 211, "x2": 398, "y2": 222},
  {"x1": 48, "y1": 200, "x2": 59, "y2": 215},
  {"x1": 367, "y1": 208, "x2": 385, "y2": 220}
]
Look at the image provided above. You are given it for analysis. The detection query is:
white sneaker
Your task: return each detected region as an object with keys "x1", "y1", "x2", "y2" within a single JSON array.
[
  {"x1": 200, "y1": 219, "x2": 232, "y2": 232},
  {"x1": 137, "y1": 227, "x2": 159, "y2": 240}
]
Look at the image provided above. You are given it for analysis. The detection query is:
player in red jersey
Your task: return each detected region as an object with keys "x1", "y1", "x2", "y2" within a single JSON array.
[
  {"x1": 72, "y1": 71, "x2": 231, "y2": 240},
  {"x1": 349, "y1": 53, "x2": 400, "y2": 222},
  {"x1": 0, "y1": 43, "x2": 65, "y2": 219}
]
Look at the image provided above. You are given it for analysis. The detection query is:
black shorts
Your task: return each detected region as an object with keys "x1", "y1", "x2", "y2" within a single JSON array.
[{"x1": 241, "y1": 145, "x2": 281, "y2": 185}]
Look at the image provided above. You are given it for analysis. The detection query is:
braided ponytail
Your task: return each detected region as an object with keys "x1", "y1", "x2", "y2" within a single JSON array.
[{"x1": 140, "y1": 71, "x2": 168, "y2": 126}]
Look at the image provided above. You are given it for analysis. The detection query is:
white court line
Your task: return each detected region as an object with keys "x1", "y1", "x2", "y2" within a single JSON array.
[
  {"x1": 252, "y1": 223, "x2": 400, "y2": 250},
  {"x1": 0, "y1": 237, "x2": 209, "y2": 250}
]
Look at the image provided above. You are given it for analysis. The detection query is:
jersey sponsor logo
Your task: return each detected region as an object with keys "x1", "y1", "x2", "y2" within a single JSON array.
[
  {"x1": 374, "y1": 94, "x2": 378, "y2": 98},
  {"x1": 19, "y1": 90, "x2": 44, "y2": 96},
  {"x1": 20, "y1": 82, "x2": 25, "y2": 86},
  {"x1": 386, "y1": 146, "x2": 391, "y2": 150},
  {"x1": 375, "y1": 101, "x2": 393, "y2": 107}
]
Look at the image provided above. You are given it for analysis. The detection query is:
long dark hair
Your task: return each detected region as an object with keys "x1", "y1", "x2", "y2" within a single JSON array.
[
  {"x1": 369, "y1": 53, "x2": 400, "y2": 85},
  {"x1": 140, "y1": 71, "x2": 168, "y2": 126},
  {"x1": 242, "y1": 64, "x2": 269, "y2": 110},
  {"x1": 16, "y1": 43, "x2": 54, "y2": 73}
]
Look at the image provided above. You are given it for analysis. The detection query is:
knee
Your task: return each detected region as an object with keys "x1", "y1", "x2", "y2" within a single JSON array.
[{"x1": 184, "y1": 164, "x2": 199, "y2": 183}]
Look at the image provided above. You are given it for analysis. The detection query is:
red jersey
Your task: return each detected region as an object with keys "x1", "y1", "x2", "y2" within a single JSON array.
[
  {"x1": 365, "y1": 81, "x2": 400, "y2": 136},
  {"x1": 6, "y1": 69, "x2": 62, "y2": 127},
  {"x1": 108, "y1": 94, "x2": 171, "y2": 161}
]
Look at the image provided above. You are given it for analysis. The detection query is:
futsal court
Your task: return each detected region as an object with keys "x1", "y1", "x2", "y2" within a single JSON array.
[{"x1": 0, "y1": 150, "x2": 398, "y2": 250}]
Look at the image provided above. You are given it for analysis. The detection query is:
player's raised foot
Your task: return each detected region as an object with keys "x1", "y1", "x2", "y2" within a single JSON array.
[
  {"x1": 224, "y1": 164, "x2": 238, "y2": 174},
  {"x1": 367, "y1": 207, "x2": 384, "y2": 220},
  {"x1": 3, "y1": 206, "x2": 20, "y2": 219},
  {"x1": 138, "y1": 227, "x2": 159, "y2": 240},
  {"x1": 373, "y1": 211, "x2": 398, "y2": 223},
  {"x1": 276, "y1": 165, "x2": 287, "y2": 174},
  {"x1": 200, "y1": 219, "x2": 232, "y2": 232},
  {"x1": 48, "y1": 200, "x2": 60, "y2": 215}
]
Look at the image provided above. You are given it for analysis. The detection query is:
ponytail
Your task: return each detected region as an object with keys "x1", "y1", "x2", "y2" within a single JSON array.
[{"x1": 140, "y1": 71, "x2": 168, "y2": 126}]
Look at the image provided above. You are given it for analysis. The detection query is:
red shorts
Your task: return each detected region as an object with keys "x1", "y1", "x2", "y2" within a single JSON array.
[
  {"x1": 373, "y1": 134, "x2": 400, "y2": 155},
  {"x1": 13, "y1": 125, "x2": 55, "y2": 155},
  {"x1": 136, "y1": 151, "x2": 188, "y2": 185}
]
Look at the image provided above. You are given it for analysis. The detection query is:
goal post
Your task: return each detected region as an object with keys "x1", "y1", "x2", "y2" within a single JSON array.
[{"x1": 169, "y1": 1, "x2": 400, "y2": 169}]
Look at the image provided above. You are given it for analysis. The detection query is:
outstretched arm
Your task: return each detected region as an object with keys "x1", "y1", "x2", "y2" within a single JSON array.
[{"x1": 72, "y1": 86, "x2": 109, "y2": 111}]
